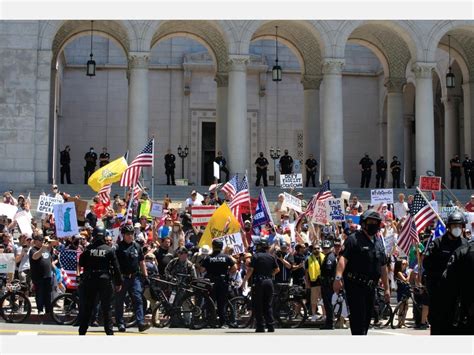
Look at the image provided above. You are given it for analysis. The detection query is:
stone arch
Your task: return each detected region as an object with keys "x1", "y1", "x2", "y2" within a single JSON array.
[
  {"x1": 425, "y1": 21, "x2": 474, "y2": 63},
  {"x1": 346, "y1": 39, "x2": 390, "y2": 77}
]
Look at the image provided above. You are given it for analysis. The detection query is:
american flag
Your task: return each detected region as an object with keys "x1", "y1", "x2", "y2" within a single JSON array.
[
  {"x1": 221, "y1": 175, "x2": 238, "y2": 199},
  {"x1": 229, "y1": 175, "x2": 250, "y2": 209},
  {"x1": 397, "y1": 215, "x2": 419, "y2": 255},
  {"x1": 296, "y1": 180, "x2": 331, "y2": 224},
  {"x1": 133, "y1": 181, "x2": 144, "y2": 200},
  {"x1": 120, "y1": 138, "x2": 154, "y2": 187},
  {"x1": 122, "y1": 192, "x2": 135, "y2": 227},
  {"x1": 410, "y1": 191, "x2": 437, "y2": 233},
  {"x1": 59, "y1": 249, "x2": 80, "y2": 290},
  {"x1": 98, "y1": 184, "x2": 111, "y2": 204}
]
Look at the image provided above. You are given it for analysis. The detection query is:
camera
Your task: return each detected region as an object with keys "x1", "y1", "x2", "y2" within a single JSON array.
[{"x1": 276, "y1": 250, "x2": 283, "y2": 258}]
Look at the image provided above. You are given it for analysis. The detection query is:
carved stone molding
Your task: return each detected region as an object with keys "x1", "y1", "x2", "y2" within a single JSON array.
[
  {"x1": 384, "y1": 77, "x2": 407, "y2": 93},
  {"x1": 227, "y1": 55, "x2": 250, "y2": 72},
  {"x1": 322, "y1": 59, "x2": 345, "y2": 75},
  {"x1": 128, "y1": 52, "x2": 150, "y2": 70},
  {"x1": 214, "y1": 72, "x2": 229, "y2": 88},
  {"x1": 412, "y1": 62, "x2": 436, "y2": 79},
  {"x1": 301, "y1": 75, "x2": 323, "y2": 90},
  {"x1": 441, "y1": 95, "x2": 462, "y2": 107}
]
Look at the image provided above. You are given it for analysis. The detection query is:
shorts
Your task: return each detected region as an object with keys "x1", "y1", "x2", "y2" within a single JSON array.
[{"x1": 310, "y1": 286, "x2": 321, "y2": 305}]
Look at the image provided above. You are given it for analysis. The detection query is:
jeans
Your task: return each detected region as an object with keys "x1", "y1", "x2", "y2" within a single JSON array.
[
  {"x1": 115, "y1": 276, "x2": 144, "y2": 327},
  {"x1": 33, "y1": 277, "x2": 52, "y2": 313}
]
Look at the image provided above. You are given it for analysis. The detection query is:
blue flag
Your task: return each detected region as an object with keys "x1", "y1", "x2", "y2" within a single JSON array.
[
  {"x1": 433, "y1": 219, "x2": 446, "y2": 239},
  {"x1": 252, "y1": 189, "x2": 274, "y2": 234}
]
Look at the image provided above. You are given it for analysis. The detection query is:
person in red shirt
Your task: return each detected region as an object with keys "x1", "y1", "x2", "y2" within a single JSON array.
[
  {"x1": 92, "y1": 196, "x2": 109, "y2": 219},
  {"x1": 465, "y1": 194, "x2": 474, "y2": 212}
]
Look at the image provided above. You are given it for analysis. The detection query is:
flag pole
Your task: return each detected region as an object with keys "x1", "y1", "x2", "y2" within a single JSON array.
[
  {"x1": 151, "y1": 137, "x2": 155, "y2": 202},
  {"x1": 415, "y1": 187, "x2": 446, "y2": 228},
  {"x1": 123, "y1": 150, "x2": 129, "y2": 199}
]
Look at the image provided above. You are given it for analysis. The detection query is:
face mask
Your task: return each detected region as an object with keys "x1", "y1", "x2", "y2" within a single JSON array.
[
  {"x1": 260, "y1": 154, "x2": 263, "y2": 157},
  {"x1": 90, "y1": 150, "x2": 94, "y2": 153},
  {"x1": 451, "y1": 227, "x2": 462, "y2": 238},
  {"x1": 366, "y1": 224, "x2": 380, "y2": 236}
]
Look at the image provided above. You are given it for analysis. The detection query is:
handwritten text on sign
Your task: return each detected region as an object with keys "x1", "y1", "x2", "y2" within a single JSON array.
[
  {"x1": 283, "y1": 192, "x2": 302, "y2": 213},
  {"x1": 325, "y1": 198, "x2": 345, "y2": 223},
  {"x1": 370, "y1": 189, "x2": 393, "y2": 205},
  {"x1": 312, "y1": 200, "x2": 328, "y2": 225},
  {"x1": 280, "y1": 174, "x2": 303, "y2": 189},
  {"x1": 419, "y1": 176, "x2": 442, "y2": 192},
  {"x1": 214, "y1": 232, "x2": 245, "y2": 254},
  {"x1": 37, "y1": 195, "x2": 64, "y2": 214}
]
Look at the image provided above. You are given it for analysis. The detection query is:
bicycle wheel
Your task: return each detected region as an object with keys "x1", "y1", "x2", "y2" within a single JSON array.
[
  {"x1": 390, "y1": 300, "x2": 408, "y2": 329},
  {"x1": 51, "y1": 293, "x2": 79, "y2": 325},
  {"x1": 0, "y1": 292, "x2": 31, "y2": 323},
  {"x1": 151, "y1": 300, "x2": 171, "y2": 328},
  {"x1": 227, "y1": 296, "x2": 253, "y2": 328},
  {"x1": 380, "y1": 303, "x2": 393, "y2": 327},
  {"x1": 275, "y1": 299, "x2": 307, "y2": 329},
  {"x1": 179, "y1": 293, "x2": 216, "y2": 330}
]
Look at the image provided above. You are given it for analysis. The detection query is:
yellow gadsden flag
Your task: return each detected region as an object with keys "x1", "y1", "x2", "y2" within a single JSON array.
[
  {"x1": 87, "y1": 156, "x2": 128, "y2": 192},
  {"x1": 199, "y1": 203, "x2": 241, "y2": 247}
]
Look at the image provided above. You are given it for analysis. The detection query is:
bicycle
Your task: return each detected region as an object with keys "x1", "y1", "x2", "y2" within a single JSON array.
[
  {"x1": 0, "y1": 279, "x2": 31, "y2": 323},
  {"x1": 390, "y1": 284, "x2": 423, "y2": 329},
  {"x1": 372, "y1": 286, "x2": 392, "y2": 328},
  {"x1": 273, "y1": 283, "x2": 308, "y2": 328}
]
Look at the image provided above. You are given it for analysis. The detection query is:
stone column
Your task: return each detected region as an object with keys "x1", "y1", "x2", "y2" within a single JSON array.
[
  {"x1": 321, "y1": 59, "x2": 346, "y2": 186},
  {"x1": 127, "y1": 52, "x2": 150, "y2": 160},
  {"x1": 301, "y1": 75, "x2": 322, "y2": 183},
  {"x1": 227, "y1": 55, "x2": 249, "y2": 175},
  {"x1": 442, "y1": 95, "x2": 461, "y2": 179},
  {"x1": 404, "y1": 114, "x2": 414, "y2": 187},
  {"x1": 462, "y1": 81, "x2": 473, "y2": 157},
  {"x1": 412, "y1": 62, "x2": 436, "y2": 179},
  {"x1": 384, "y1": 78, "x2": 406, "y2": 185},
  {"x1": 215, "y1": 72, "x2": 228, "y2": 159}
]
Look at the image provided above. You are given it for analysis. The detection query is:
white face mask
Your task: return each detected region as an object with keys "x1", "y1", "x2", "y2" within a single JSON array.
[{"x1": 451, "y1": 227, "x2": 462, "y2": 238}]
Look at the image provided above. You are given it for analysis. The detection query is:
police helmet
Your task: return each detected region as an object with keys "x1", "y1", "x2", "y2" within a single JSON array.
[
  {"x1": 212, "y1": 238, "x2": 224, "y2": 251},
  {"x1": 447, "y1": 211, "x2": 466, "y2": 226},
  {"x1": 322, "y1": 240, "x2": 333, "y2": 249},
  {"x1": 360, "y1": 209, "x2": 382, "y2": 225},
  {"x1": 92, "y1": 226, "x2": 106, "y2": 239},
  {"x1": 121, "y1": 224, "x2": 134, "y2": 234},
  {"x1": 257, "y1": 238, "x2": 269, "y2": 250}
]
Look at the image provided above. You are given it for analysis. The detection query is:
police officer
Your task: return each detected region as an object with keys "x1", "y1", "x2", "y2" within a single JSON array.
[
  {"x1": 84, "y1": 147, "x2": 98, "y2": 184},
  {"x1": 78, "y1": 226, "x2": 122, "y2": 335},
  {"x1": 462, "y1": 154, "x2": 474, "y2": 189},
  {"x1": 99, "y1": 147, "x2": 110, "y2": 168},
  {"x1": 423, "y1": 211, "x2": 468, "y2": 335},
  {"x1": 333, "y1": 210, "x2": 390, "y2": 335},
  {"x1": 305, "y1": 154, "x2": 318, "y2": 187},
  {"x1": 214, "y1": 151, "x2": 230, "y2": 182},
  {"x1": 375, "y1": 156, "x2": 387, "y2": 188},
  {"x1": 60, "y1": 145, "x2": 72, "y2": 184},
  {"x1": 390, "y1": 156, "x2": 402, "y2": 188},
  {"x1": 359, "y1": 153, "x2": 374, "y2": 188},
  {"x1": 200, "y1": 239, "x2": 236, "y2": 327},
  {"x1": 450, "y1": 154, "x2": 462, "y2": 189},
  {"x1": 114, "y1": 224, "x2": 150, "y2": 332},
  {"x1": 255, "y1": 152, "x2": 269, "y2": 187},
  {"x1": 242, "y1": 239, "x2": 279, "y2": 332},
  {"x1": 279, "y1": 149, "x2": 294, "y2": 175},
  {"x1": 440, "y1": 238, "x2": 474, "y2": 335},
  {"x1": 320, "y1": 239, "x2": 337, "y2": 330},
  {"x1": 164, "y1": 149, "x2": 176, "y2": 185}
]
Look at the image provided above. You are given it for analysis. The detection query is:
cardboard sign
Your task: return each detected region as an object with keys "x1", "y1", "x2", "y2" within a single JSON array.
[
  {"x1": 214, "y1": 232, "x2": 245, "y2": 254},
  {"x1": 0, "y1": 203, "x2": 18, "y2": 220},
  {"x1": 68, "y1": 197, "x2": 88, "y2": 222},
  {"x1": 280, "y1": 174, "x2": 303, "y2": 189},
  {"x1": 419, "y1": 176, "x2": 442, "y2": 191},
  {"x1": 14, "y1": 211, "x2": 33, "y2": 236},
  {"x1": 312, "y1": 199, "x2": 328, "y2": 225},
  {"x1": 168, "y1": 202, "x2": 183, "y2": 210},
  {"x1": 192, "y1": 205, "x2": 217, "y2": 226},
  {"x1": 370, "y1": 189, "x2": 394, "y2": 205},
  {"x1": 213, "y1": 162, "x2": 220, "y2": 179},
  {"x1": 0, "y1": 253, "x2": 15, "y2": 274},
  {"x1": 283, "y1": 192, "x2": 302, "y2": 213},
  {"x1": 384, "y1": 234, "x2": 396, "y2": 255},
  {"x1": 341, "y1": 191, "x2": 351, "y2": 202},
  {"x1": 150, "y1": 202, "x2": 164, "y2": 218},
  {"x1": 53, "y1": 202, "x2": 79, "y2": 238},
  {"x1": 325, "y1": 198, "x2": 345, "y2": 223},
  {"x1": 37, "y1": 195, "x2": 64, "y2": 214}
]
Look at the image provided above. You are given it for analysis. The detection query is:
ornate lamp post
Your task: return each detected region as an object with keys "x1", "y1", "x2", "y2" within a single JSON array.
[
  {"x1": 86, "y1": 20, "x2": 96, "y2": 77},
  {"x1": 270, "y1": 147, "x2": 281, "y2": 186},
  {"x1": 446, "y1": 35, "x2": 455, "y2": 89},
  {"x1": 177, "y1": 145, "x2": 189, "y2": 179}
]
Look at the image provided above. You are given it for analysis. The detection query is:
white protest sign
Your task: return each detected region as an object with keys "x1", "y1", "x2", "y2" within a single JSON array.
[
  {"x1": 213, "y1": 162, "x2": 220, "y2": 179},
  {"x1": 280, "y1": 174, "x2": 303, "y2": 189},
  {"x1": 36, "y1": 195, "x2": 64, "y2": 214},
  {"x1": 312, "y1": 199, "x2": 328, "y2": 225},
  {"x1": 440, "y1": 206, "x2": 457, "y2": 219},
  {"x1": 370, "y1": 189, "x2": 394, "y2": 205},
  {"x1": 214, "y1": 232, "x2": 245, "y2": 254},
  {"x1": 325, "y1": 198, "x2": 345, "y2": 223},
  {"x1": 196, "y1": 193, "x2": 204, "y2": 204},
  {"x1": 341, "y1": 191, "x2": 351, "y2": 202},
  {"x1": 168, "y1": 202, "x2": 183, "y2": 210},
  {"x1": 0, "y1": 203, "x2": 18, "y2": 220},
  {"x1": 283, "y1": 192, "x2": 302, "y2": 213},
  {"x1": 15, "y1": 211, "x2": 33, "y2": 236},
  {"x1": 384, "y1": 234, "x2": 396, "y2": 255},
  {"x1": 430, "y1": 200, "x2": 438, "y2": 213},
  {"x1": 109, "y1": 228, "x2": 121, "y2": 243},
  {"x1": 150, "y1": 202, "x2": 164, "y2": 218},
  {"x1": 53, "y1": 202, "x2": 79, "y2": 238},
  {"x1": 466, "y1": 212, "x2": 474, "y2": 227},
  {"x1": 0, "y1": 253, "x2": 15, "y2": 274}
]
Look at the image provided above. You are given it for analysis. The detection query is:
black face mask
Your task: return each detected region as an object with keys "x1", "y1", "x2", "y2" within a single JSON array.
[
  {"x1": 260, "y1": 154, "x2": 263, "y2": 158},
  {"x1": 365, "y1": 224, "x2": 380, "y2": 236},
  {"x1": 244, "y1": 227, "x2": 251, "y2": 232}
]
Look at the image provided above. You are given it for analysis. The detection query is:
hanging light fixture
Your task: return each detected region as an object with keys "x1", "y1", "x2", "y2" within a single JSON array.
[
  {"x1": 446, "y1": 35, "x2": 455, "y2": 89},
  {"x1": 272, "y1": 26, "x2": 282, "y2": 82},
  {"x1": 86, "y1": 20, "x2": 96, "y2": 77}
]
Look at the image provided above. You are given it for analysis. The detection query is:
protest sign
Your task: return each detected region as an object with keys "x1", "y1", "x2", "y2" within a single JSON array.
[
  {"x1": 36, "y1": 195, "x2": 64, "y2": 214},
  {"x1": 150, "y1": 202, "x2": 164, "y2": 218},
  {"x1": 280, "y1": 174, "x2": 303, "y2": 189},
  {"x1": 384, "y1": 234, "x2": 396, "y2": 255},
  {"x1": 370, "y1": 189, "x2": 393, "y2": 205},
  {"x1": 214, "y1": 232, "x2": 245, "y2": 254},
  {"x1": 312, "y1": 199, "x2": 328, "y2": 225},
  {"x1": 440, "y1": 206, "x2": 457, "y2": 219},
  {"x1": 68, "y1": 197, "x2": 88, "y2": 222},
  {"x1": 168, "y1": 202, "x2": 183, "y2": 210},
  {"x1": 466, "y1": 212, "x2": 474, "y2": 227},
  {"x1": 213, "y1": 162, "x2": 220, "y2": 179},
  {"x1": 283, "y1": 192, "x2": 302, "y2": 213},
  {"x1": 15, "y1": 211, "x2": 33, "y2": 236},
  {"x1": 325, "y1": 198, "x2": 345, "y2": 223},
  {"x1": 0, "y1": 203, "x2": 19, "y2": 220},
  {"x1": 345, "y1": 215, "x2": 360, "y2": 225},
  {"x1": 0, "y1": 253, "x2": 15, "y2": 274},
  {"x1": 192, "y1": 205, "x2": 217, "y2": 226},
  {"x1": 53, "y1": 202, "x2": 79, "y2": 238},
  {"x1": 239, "y1": 198, "x2": 258, "y2": 215},
  {"x1": 419, "y1": 176, "x2": 442, "y2": 191},
  {"x1": 109, "y1": 228, "x2": 121, "y2": 243},
  {"x1": 341, "y1": 191, "x2": 351, "y2": 202}
]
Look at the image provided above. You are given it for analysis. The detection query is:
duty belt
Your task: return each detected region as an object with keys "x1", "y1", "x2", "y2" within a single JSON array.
[
  {"x1": 122, "y1": 272, "x2": 137, "y2": 278},
  {"x1": 254, "y1": 275, "x2": 272, "y2": 282},
  {"x1": 345, "y1": 272, "x2": 377, "y2": 288}
]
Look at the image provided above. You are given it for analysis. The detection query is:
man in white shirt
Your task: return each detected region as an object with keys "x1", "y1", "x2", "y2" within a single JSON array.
[
  {"x1": 393, "y1": 193, "x2": 409, "y2": 221},
  {"x1": 185, "y1": 190, "x2": 202, "y2": 213}
]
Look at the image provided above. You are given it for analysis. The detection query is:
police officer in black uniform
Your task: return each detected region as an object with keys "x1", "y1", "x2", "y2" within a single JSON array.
[
  {"x1": 440, "y1": 237, "x2": 474, "y2": 335},
  {"x1": 84, "y1": 147, "x2": 98, "y2": 184},
  {"x1": 114, "y1": 224, "x2": 150, "y2": 332},
  {"x1": 450, "y1": 154, "x2": 462, "y2": 189},
  {"x1": 390, "y1": 156, "x2": 402, "y2": 188},
  {"x1": 200, "y1": 239, "x2": 236, "y2": 327},
  {"x1": 214, "y1": 151, "x2": 230, "y2": 182},
  {"x1": 255, "y1": 152, "x2": 269, "y2": 187},
  {"x1": 320, "y1": 239, "x2": 337, "y2": 330},
  {"x1": 423, "y1": 211, "x2": 468, "y2": 335},
  {"x1": 333, "y1": 210, "x2": 390, "y2": 335},
  {"x1": 242, "y1": 239, "x2": 279, "y2": 332},
  {"x1": 359, "y1": 153, "x2": 374, "y2": 188},
  {"x1": 60, "y1": 145, "x2": 72, "y2": 184},
  {"x1": 78, "y1": 226, "x2": 122, "y2": 335},
  {"x1": 305, "y1": 154, "x2": 318, "y2": 187},
  {"x1": 164, "y1": 149, "x2": 176, "y2": 185},
  {"x1": 99, "y1": 147, "x2": 110, "y2": 168},
  {"x1": 279, "y1": 149, "x2": 294, "y2": 175},
  {"x1": 462, "y1": 155, "x2": 474, "y2": 189},
  {"x1": 375, "y1": 156, "x2": 387, "y2": 188}
]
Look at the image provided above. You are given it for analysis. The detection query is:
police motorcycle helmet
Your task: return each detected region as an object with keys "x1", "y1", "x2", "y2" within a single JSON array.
[
  {"x1": 446, "y1": 211, "x2": 466, "y2": 227},
  {"x1": 92, "y1": 226, "x2": 106, "y2": 240},
  {"x1": 121, "y1": 223, "x2": 135, "y2": 235},
  {"x1": 322, "y1": 239, "x2": 333, "y2": 249},
  {"x1": 212, "y1": 238, "x2": 224, "y2": 251}
]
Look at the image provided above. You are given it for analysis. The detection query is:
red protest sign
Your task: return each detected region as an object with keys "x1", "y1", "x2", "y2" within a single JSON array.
[
  {"x1": 419, "y1": 176, "x2": 442, "y2": 191},
  {"x1": 239, "y1": 198, "x2": 258, "y2": 215}
]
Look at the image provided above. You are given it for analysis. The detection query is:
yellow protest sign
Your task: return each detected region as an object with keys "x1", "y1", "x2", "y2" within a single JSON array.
[
  {"x1": 87, "y1": 156, "x2": 128, "y2": 192},
  {"x1": 198, "y1": 203, "x2": 241, "y2": 247}
]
